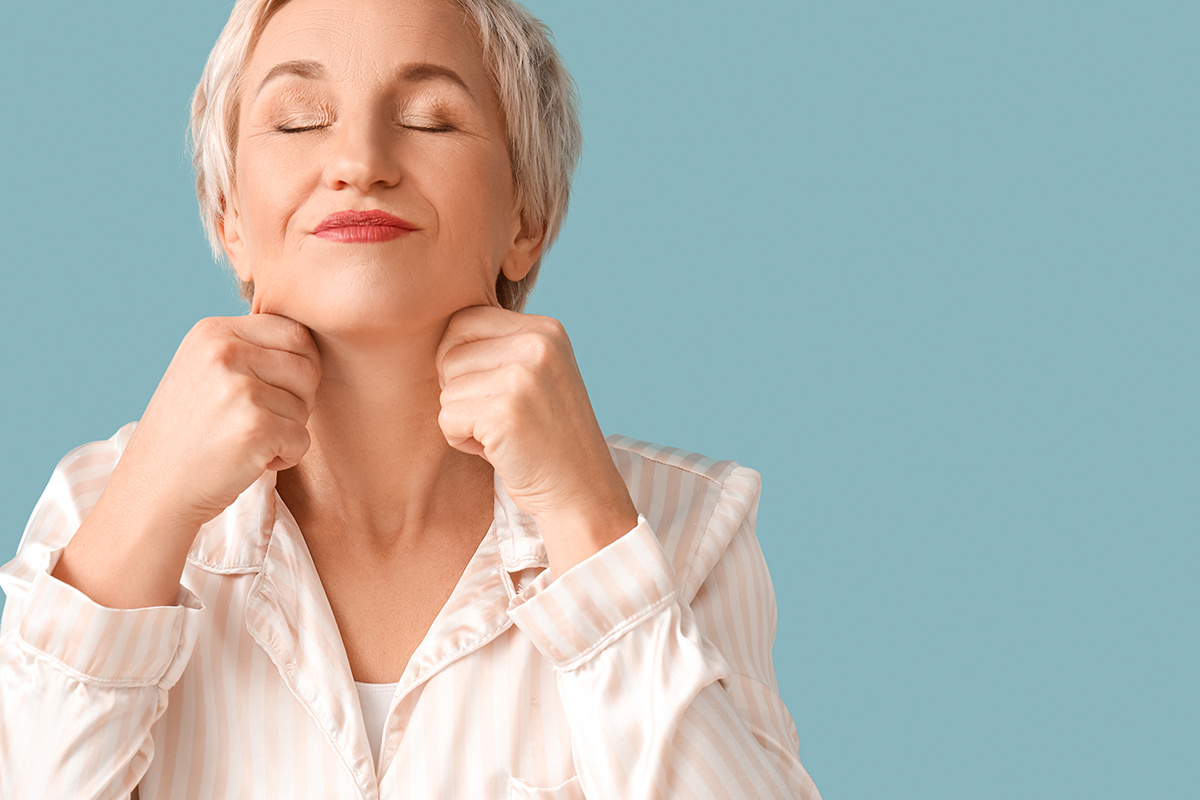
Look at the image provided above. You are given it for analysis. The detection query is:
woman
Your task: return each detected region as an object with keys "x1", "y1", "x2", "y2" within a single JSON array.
[{"x1": 0, "y1": 0, "x2": 820, "y2": 797}]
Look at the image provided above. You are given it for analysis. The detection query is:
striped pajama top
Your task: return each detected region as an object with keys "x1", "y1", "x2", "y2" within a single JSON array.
[{"x1": 0, "y1": 423, "x2": 821, "y2": 799}]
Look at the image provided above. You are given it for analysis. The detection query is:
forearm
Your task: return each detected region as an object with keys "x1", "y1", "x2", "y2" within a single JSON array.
[
  {"x1": 50, "y1": 462, "x2": 202, "y2": 610},
  {"x1": 51, "y1": 492, "x2": 199, "y2": 610}
]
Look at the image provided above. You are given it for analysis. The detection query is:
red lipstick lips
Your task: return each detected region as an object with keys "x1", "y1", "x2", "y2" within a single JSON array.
[{"x1": 313, "y1": 210, "x2": 418, "y2": 243}]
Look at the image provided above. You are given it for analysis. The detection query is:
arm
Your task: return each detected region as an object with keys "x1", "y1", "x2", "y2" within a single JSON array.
[
  {"x1": 0, "y1": 432, "x2": 204, "y2": 800},
  {"x1": 0, "y1": 315, "x2": 321, "y2": 798},
  {"x1": 435, "y1": 307, "x2": 819, "y2": 796},
  {"x1": 506, "y1": 468, "x2": 822, "y2": 800}
]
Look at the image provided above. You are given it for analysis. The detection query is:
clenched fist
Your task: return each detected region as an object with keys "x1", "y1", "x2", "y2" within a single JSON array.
[
  {"x1": 53, "y1": 314, "x2": 322, "y2": 609},
  {"x1": 435, "y1": 306, "x2": 638, "y2": 578},
  {"x1": 125, "y1": 314, "x2": 322, "y2": 528}
]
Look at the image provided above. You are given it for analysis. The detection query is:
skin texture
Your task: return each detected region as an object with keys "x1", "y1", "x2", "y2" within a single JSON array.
[{"x1": 52, "y1": 0, "x2": 638, "y2": 680}]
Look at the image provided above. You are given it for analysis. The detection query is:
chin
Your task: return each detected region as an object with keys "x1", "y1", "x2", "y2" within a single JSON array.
[
  {"x1": 264, "y1": 292, "x2": 461, "y2": 344},
  {"x1": 252, "y1": 260, "x2": 494, "y2": 334}
]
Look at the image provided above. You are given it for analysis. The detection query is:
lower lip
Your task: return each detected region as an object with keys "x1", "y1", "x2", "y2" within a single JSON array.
[{"x1": 313, "y1": 225, "x2": 415, "y2": 243}]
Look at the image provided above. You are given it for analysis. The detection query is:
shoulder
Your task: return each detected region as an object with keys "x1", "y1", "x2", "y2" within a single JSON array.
[{"x1": 605, "y1": 435, "x2": 763, "y2": 601}]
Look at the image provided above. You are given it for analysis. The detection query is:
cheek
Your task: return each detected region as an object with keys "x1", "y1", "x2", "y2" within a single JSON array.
[
  {"x1": 429, "y1": 148, "x2": 515, "y2": 243},
  {"x1": 237, "y1": 144, "x2": 310, "y2": 249},
  {"x1": 464, "y1": 152, "x2": 521, "y2": 251}
]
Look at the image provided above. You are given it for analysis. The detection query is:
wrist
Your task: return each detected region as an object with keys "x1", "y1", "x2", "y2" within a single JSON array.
[
  {"x1": 110, "y1": 451, "x2": 215, "y2": 531},
  {"x1": 534, "y1": 493, "x2": 639, "y2": 581},
  {"x1": 52, "y1": 483, "x2": 201, "y2": 609}
]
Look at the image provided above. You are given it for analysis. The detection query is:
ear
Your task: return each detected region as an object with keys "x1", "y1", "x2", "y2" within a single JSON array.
[
  {"x1": 217, "y1": 196, "x2": 253, "y2": 284},
  {"x1": 501, "y1": 215, "x2": 545, "y2": 283}
]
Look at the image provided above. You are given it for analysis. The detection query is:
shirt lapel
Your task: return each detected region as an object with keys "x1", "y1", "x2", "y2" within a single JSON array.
[
  {"x1": 242, "y1": 476, "x2": 378, "y2": 799},
  {"x1": 239, "y1": 471, "x2": 552, "y2": 793},
  {"x1": 376, "y1": 475, "x2": 549, "y2": 775}
]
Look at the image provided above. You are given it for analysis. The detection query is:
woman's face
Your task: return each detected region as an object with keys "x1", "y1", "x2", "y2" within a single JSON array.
[{"x1": 221, "y1": 0, "x2": 540, "y2": 339}]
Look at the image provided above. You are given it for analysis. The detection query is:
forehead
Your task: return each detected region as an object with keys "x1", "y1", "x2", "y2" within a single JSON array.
[{"x1": 246, "y1": 0, "x2": 487, "y2": 95}]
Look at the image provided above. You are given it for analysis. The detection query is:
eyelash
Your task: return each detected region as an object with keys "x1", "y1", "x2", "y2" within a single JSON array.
[{"x1": 274, "y1": 123, "x2": 453, "y2": 134}]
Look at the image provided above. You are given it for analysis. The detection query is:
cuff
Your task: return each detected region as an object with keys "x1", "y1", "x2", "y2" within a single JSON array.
[
  {"x1": 16, "y1": 545, "x2": 205, "y2": 688},
  {"x1": 506, "y1": 515, "x2": 678, "y2": 670}
]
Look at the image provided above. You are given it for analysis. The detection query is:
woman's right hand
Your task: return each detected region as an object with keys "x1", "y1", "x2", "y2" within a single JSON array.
[
  {"x1": 51, "y1": 314, "x2": 321, "y2": 608},
  {"x1": 125, "y1": 314, "x2": 322, "y2": 527}
]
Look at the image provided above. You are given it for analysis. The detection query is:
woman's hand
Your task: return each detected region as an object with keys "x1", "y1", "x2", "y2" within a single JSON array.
[
  {"x1": 124, "y1": 314, "x2": 322, "y2": 527},
  {"x1": 51, "y1": 314, "x2": 321, "y2": 609},
  {"x1": 436, "y1": 306, "x2": 638, "y2": 579}
]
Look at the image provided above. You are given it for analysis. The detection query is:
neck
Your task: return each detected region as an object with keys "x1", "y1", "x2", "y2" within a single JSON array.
[{"x1": 275, "y1": 324, "x2": 495, "y2": 557}]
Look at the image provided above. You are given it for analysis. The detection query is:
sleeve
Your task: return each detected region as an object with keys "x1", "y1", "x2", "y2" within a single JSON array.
[
  {"x1": 0, "y1": 429, "x2": 205, "y2": 800},
  {"x1": 505, "y1": 467, "x2": 821, "y2": 800}
]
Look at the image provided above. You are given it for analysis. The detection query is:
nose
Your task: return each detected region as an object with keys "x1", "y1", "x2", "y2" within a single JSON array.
[{"x1": 322, "y1": 110, "x2": 403, "y2": 194}]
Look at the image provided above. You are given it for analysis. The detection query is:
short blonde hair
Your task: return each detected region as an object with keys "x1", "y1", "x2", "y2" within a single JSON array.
[{"x1": 189, "y1": 0, "x2": 583, "y2": 311}]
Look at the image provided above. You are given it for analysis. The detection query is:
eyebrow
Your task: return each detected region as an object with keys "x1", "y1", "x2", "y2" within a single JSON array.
[
  {"x1": 398, "y1": 63, "x2": 475, "y2": 100},
  {"x1": 254, "y1": 60, "x2": 326, "y2": 100},
  {"x1": 253, "y1": 59, "x2": 475, "y2": 101}
]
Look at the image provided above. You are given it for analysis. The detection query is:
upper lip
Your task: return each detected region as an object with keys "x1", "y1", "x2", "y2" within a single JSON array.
[{"x1": 314, "y1": 210, "x2": 418, "y2": 232}]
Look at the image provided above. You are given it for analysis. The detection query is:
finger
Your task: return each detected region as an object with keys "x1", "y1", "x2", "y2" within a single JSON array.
[
  {"x1": 439, "y1": 364, "x2": 538, "y2": 415},
  {"x1": 265, "y1": 418, "x2": 312, "y2": 470},
  {"x1": 229, "y1": 314, "x2": 321, "y2": 362},
  {"x1": 435, "y1": 306, "x2": 521, "y2": 386},
  {"x1": 249, "y1": 381, "x2": 312, "y2": 426},
  {"x1": 436, "y1": 396, "x2": 490, "y2": 458},
  {"x1": 439, "y1": 334, "x2": 528, "y2": 387},
  {"x1": 243, "y1": 347, "x2": 322, "y2": 413}
]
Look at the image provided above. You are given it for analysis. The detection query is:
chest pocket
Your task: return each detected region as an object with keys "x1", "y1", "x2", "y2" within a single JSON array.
[{"x1": 509, "y1": 775, "x2": 585, "y2": 799}]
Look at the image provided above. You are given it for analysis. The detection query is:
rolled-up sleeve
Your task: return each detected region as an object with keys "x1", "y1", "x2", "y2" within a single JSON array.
[
  {"x1": 0, "y1": 432, "x2": 205, "y2": 800},
  {"x1": 507, "y1": 508, "x2": 821, "y2": 800}
]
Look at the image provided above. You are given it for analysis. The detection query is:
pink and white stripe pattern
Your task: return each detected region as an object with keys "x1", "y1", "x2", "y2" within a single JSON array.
[{"x1": 0, "y1": 424, "x2": 821, "y2": 799}]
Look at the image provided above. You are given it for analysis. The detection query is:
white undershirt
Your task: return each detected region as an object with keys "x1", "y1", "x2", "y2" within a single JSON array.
[{"x1": 354, "y1": 681, "x2": 400, "y2": 769}]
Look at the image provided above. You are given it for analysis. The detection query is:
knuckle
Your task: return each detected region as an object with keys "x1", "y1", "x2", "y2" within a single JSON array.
[
  {"x1": 191, "y1": 316, "x2": 224, "y2": 338},
  {"x1": 526, "y1": 334, "x2": 554, "y2": 366},
  {"x1": 501, "y1": 363, "x2": 529, "y2": 393},
  {"x1": 437, "y1": 403, "x2": 461, "y2": 435},
  {"x1": 239, "y1": 400, "x2": 273, "y2": 434},
  {"x1": 228, "y1": 404, "x2": 257, "y2": 439},
  {"x1": 284, "y1": 319, "x2": 312, "y2": 349},
  {"x1": 298, "y1": 354, "x2": 322, "y2": 389},
  {"x1": 293, "y1": 393, "x2": 313, "y2": 421},
  {"x1": 229, "y1": 372, "x2": 258, "y2": 401},
  {"x1": 213, "y1": 372, "x2": 246, "y2": 407},
  {"x1": 206, "y1": 337, "x2": 241, "y2": 370},
  {"x1": 495, "y1": 389, "x2": 522, "y2": 420},
  {"x1": 526, "y1": 314, "x2": 564, "y2": 339},
  {"x1": 285, "y1": 419, "x2": 311, "y2": 450},
  {"x1": 438, "y1": 347, "x2": 458, "y2": 375}
]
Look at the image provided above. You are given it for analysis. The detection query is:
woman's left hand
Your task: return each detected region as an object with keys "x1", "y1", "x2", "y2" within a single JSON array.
[{"x1": 436, "y1": 306, "x2": 639, "y2": 579}]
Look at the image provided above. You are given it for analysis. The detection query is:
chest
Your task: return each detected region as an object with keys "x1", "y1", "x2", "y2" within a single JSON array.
[{"x1": 313, "y1": 541, "x2": 479, "y2": 684}]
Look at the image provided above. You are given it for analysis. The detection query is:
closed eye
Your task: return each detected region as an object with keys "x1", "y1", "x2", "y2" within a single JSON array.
[{"x1": 276, "y1": 124, "x2": 327, "y2": 133}]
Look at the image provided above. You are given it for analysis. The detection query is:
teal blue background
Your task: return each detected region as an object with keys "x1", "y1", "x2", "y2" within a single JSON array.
[{"x1": 2, "y1": 1, "x2": 1196, "y2": 796}]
